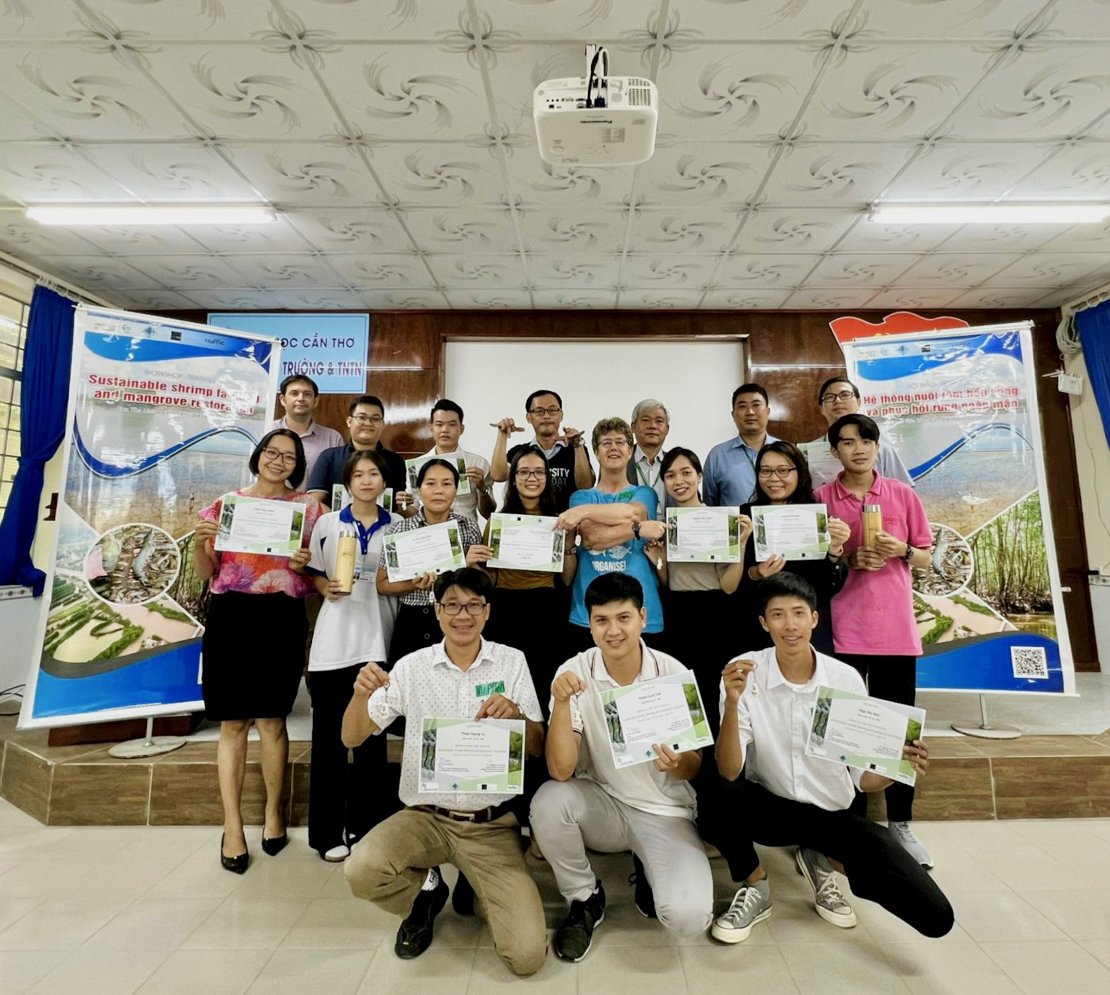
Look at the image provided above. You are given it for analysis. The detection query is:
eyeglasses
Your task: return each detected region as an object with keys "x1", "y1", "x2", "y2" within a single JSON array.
[
  {"x1": 821, "y1": 390, "x2": 857, "y2": 404},
  {"x1": 758, "y1": 466, "x2": 798, "y2": 478},
  {"x1": 515, "y1": 468, "x2": 545, "y2": 480},
  {"x1": 260, "y1": 447, "x2": 297, "y2": 466},
  {"x1": 351, "y1": 414, "x2": 384, "y2": 425},
  {"x1": 597, "y1": 438, "x2": 629, "y2": 450},
  {"x1": 528, "y1": 406, "x2": 562, "y2": 417},
  {"x1": 438, "y1": 601, "x2": 487, "y2": 616}
]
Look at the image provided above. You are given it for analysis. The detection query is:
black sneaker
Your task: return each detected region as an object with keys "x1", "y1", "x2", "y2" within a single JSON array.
[
  {"x1": 451, "y1": 870, "x2": 475, "y2": 916},
  {"x1": 395, "y1": 871, "x2": 449, "y2": 959},
  {"x1": 629, "y1": 854, "x2": 656, "y2": 919},
  {"x1": 554, "y1": 880, "x2": 606, "y2": 962}
]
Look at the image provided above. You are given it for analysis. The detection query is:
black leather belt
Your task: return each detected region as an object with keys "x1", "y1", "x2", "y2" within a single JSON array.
[{"x1": 414, "y1": 803, "x2": 513, "y2": 824}]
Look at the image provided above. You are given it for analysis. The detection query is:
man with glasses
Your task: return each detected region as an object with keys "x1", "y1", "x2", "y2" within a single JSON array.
[
  {"x1": 308, "y1": 394, "x2": 410, "y2": 512},
  {"x1": 557, "y1": 418, "x2": 666, "y2": 646},
  {"x1": 490, "y1": 388, "x2": 595, "y2": 512},
  {"x1": 703, "y1": 384, "x2": 780, "y2": 507},
  {"x1": 806, "y1": 377, "x2": 914, "y2": 488},
  {"x1": 272, "y1": 374, "x2": 343, "y2": 485},
  {"x1": 627, "y1": 399, "x2": 671, "y2": 509},
  {"x1": 341, "y1": 568, "x2": 547, "y2": 976}
]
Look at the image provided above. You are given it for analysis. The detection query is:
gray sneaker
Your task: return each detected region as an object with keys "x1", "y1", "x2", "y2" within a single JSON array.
[
  {"x1": 710, "y1": 879, "x2": 772, "y2": 944},
  {"x1": 795, "y1": 848, "x2": 857, "y2": 928},
  {"x1": 889, "y1": 821, "x2": 934, "y2": 869}
]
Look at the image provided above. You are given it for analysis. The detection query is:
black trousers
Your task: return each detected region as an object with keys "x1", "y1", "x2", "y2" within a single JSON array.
[
  {"x1": 838, "y1": 653, "x2": 918, "y2": 822},
  {"x1": 307, "y1": 664, "x2": 399, "y2": 854},
  {"x1": 699, "y1": 778, "x2": 953, "y2": 938}
]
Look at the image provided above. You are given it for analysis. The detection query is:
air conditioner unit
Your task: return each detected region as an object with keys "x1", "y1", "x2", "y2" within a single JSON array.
[{"x1": 533, "y1": 46, "x2": 658, "y2": 166}]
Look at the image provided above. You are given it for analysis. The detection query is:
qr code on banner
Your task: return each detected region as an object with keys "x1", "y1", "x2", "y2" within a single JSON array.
[{"x1": 1010, "y1": 646, "x2": 1049, "y2": 680}]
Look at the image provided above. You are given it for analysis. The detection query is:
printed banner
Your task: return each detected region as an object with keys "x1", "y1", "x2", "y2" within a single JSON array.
[
  {"x1": 831, "y1": 317, "x2": 1075, "y2": 695},
  {"x1": 208, "y1": 312, "x2": 368, "y2": 393},
  {"x1": 19, "y1": 306, "x2": 279, "y2": 728}
]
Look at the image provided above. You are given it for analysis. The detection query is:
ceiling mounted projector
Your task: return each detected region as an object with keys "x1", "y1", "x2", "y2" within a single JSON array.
[{"x1": 534, "y1": 45, "x2": 658, "y2": 166}]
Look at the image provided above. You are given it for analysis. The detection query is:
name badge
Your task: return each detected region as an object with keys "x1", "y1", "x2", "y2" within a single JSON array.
[{"x1": 475, "y1": 680, "x2": 505, "y2": 697}]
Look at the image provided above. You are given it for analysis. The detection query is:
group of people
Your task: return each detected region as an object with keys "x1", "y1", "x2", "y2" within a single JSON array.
[{"x1": 191, "y1": 372, "x2": 952, "y2": 976}]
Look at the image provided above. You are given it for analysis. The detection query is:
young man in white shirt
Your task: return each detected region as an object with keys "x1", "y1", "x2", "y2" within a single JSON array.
[
  {"x1": 702, "y1": 572, "x2": 953, "y2": 944},
  {"x1": 530, "y1": 573, "x2": 714, "y2": 962},
  {"x1": 341, "y1": 568, "x2": 547, "y2": 976},
  {"x1": 416, "y1": 399, "x2": 496, "y2": 523}
]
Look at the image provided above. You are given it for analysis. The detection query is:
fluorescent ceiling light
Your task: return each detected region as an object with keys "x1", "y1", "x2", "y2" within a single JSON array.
[
  {"x1": 870, "y1": 203, "x2": 1110, "y2": 225},
  {"x1": 25, "y1": 205, "x2": 277, "y2": 226}
]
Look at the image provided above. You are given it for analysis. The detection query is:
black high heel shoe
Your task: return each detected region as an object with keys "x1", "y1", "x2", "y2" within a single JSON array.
[
  {"x1": 220, "y1": 833, "x2": 249, "y2": 875},
  {"x1": 261, "y1": 832, "x2": 288, "y2": 857}
]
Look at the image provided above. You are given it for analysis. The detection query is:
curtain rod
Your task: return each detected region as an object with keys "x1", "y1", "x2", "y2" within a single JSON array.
[
  {"x1": 1063, "y1": 280, "x2": 1110, "y2": 317},
  {"x1": 0, "y1": 249, "x2": 116, "y2": 308}
]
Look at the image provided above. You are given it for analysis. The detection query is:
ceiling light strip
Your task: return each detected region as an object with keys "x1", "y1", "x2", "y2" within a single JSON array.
[
  {"x1": 26, "y1": 205, "x2": 277, "y2": 226},
  {"x1": 870, "y1": 204, "x2": 1110, "y2": 225}
]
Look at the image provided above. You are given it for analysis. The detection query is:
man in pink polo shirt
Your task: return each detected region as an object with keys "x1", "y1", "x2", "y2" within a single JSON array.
[{"x1": 814, "y1": 414, "x2": 935, "y2": 869}]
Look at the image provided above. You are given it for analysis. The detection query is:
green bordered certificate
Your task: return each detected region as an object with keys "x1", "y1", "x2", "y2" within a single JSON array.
[
  {"x1": 796, "y1": 441, "x2": 844, "y2": 488},
  {"x1": 331, "y1": 483, "x2": 392, "y2": 514},
  {"x1": 405, "y1": 452, "x2": 471, "y2": 496},
  {"x1": 806, "y1": 686, "x2": 926, "y2": 786},
  {"x1": 665, "y1": 506, "x2": 742, "y2": 562},
  {"x1": 418, "y1": 718, "x2": 525, "y2": 794},
  {"x1": 383, "y1": 521, "x2": 464, "y2": 581},
  {"x1": 213, "y1": 493, "x2": 305, "y2": 557},
  {"x1": 487, "y1": 513, "x2": 565, "y2": 572},
  {"x1": 751, "y1": 503, "x2": 830, "y2": 561},
  {"x1": 599, "y1": 672, "x2": 714, "y2": 769}
]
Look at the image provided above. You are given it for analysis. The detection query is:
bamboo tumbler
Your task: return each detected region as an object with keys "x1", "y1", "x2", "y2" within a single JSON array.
[
  {"x1": 860, "y1": 504, "x2": 882, "y2": 549},
  {"x1": 335, "y1": 533, "x2": 358, "y2": 593}
]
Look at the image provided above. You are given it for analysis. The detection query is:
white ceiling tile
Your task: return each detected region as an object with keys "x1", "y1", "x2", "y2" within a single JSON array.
[
  {"x1": 364, "y1": 144, "x2": 507, "y2": 206},
  {"x1": 895, "y1": 252, "x2": 1022, "y2": 286},
  {"x1": 360, "y1": 290, "x2": 449, "y2": 309},
  {"x1": 510, "y1": 149, "x2": 639, "y2": 208},
  {"x1": 716, "y1": 253, "x2": 822, "y2": 286},
  {"x1": 923, "y1": 222, "x2": 1069, "y2": 253},
  {"x1": 0, "y1": 144, "x2": 134, "y2": 201},
  {"x1": 179, "y1": 290, "x2": 276, "y2": 309},
  {"x1": 634, "y1": 143, "x2": 767, "y2": 208},
  {"x1": 0, "y1": 216, "x2": 104, "y2": 255},
  {"x1": 835, "y1": 217, "x2": 955, "y2": 251},
  {"x1": 426, "y1": 254, "x2": 525, "y2": 288},
  {"x1": 77, "y1": 143, "x2": 262, "y2": 201},
  {"x1": 1037, "y1": 217, "x2": 1110, "y2": 252},
  {"x1": 401, "y1": 208, "x2": 522, "y2": 253},
  {"x1": 759, "y1": 143, "x2": 898, "y2": 204},
  {"x1": 482, "y1": 0, "x2": 650, "y2": 36},
  {"x1": 313, "y1": 253, "x2": 430, "y2": 287},
  {"x1": 699, "y1": 289, "x2": 793, "y2": 308},
  {"x1": 67, "y1": 0, "x2": 280, "y2": 39},
  {"x1": 732, "y1": 208, "x2": 851, "y2": 253},
  {"x1": 530, "y1": 290, "x2": 620, "y2": 308},
  {"x1": 947, "y1": 286, "x2": 1068, "y2": 308},
  {"x1": 277, "y1": 0, "x2": 463, "y2": 38},
  {"x1": 281, "y1": 208, "x2": 413, "y2": 252},
  {"x1": 806, "y1": 252, "x2": 919, "y2": 286},
  {"x1": 46, "y1": 225, "x2": 210, "y2": 256},
  {"x1": 626, "y1": 208, "x2": 735, "y2": 253},
  {"x1": 220, "y1": 143, "x2": 381, "y2": 205},
  {"x1": 185, "y1": 218, "x2": 319, "y2": 254},
  {"x1": 121, "y1": 254, "x2": 253, "y2": 288},
  {"x1": 206, "y1": 253, "x2": 347, "y2": 288},
  {"x1": 110, "y1": 289, "x2": 203, "y2": 310},
  {"x1": 621, "y1": 253, "x2": 718, "y2": 288},
  {"x1": 856, "y1": 0, "x2": 1055, "y2": 37},
  {"x1": 33, "y1": 254, "x2": 165, "y2": 287},
  {"x1": 987, "y1": 253, "x2": 1109, "y2": 287},
  {"x1": 448, "y1": 291, "x2": 535, "y2": 309},
  {"x1": 858, "y1": 288, "x2": 966, "y2": 309},
  {"x1": 515, "y1": 207, "x2": 626, "y2": 254},
  {"x1": 527, "y1": 254, "x2": 618, "y2": 289},
  {"x1": 881, "y1": 142, "x2": 1029, "y2": 199},
  {"x1": 1007, "y1": 141, "x2": 1110, "y2": 197},
  {"x1": 618, "y1": 290, "x2": 707, "y2": 309},
  {"x1": 780, "y1": 288, "x2": 886, "y2": 309},
  {"x1": 262, "y1": 289, "x2": 370, "y2": 310}
]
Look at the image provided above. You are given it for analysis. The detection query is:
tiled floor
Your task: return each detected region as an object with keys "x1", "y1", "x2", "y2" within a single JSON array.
[{"x1": 2, "y1": 800, "x2": 1109, "y2": 994}]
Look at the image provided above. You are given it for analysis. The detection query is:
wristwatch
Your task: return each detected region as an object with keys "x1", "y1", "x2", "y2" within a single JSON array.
[
  {"x1": 903, "y1": 545, "x2": 915, "y2": 563},
  {"x1": 632, "y1": 521, "x2": 641, "y2": 540}
]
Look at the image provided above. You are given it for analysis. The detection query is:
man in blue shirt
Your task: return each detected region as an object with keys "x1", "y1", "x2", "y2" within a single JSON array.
[{"x1": 703, "y1": 384, "x2": 780, "y2": 507}]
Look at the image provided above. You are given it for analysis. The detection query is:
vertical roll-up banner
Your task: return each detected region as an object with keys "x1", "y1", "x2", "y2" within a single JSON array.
[
  {"x1": 830, "y1": 313, "x2": 1075, "y2": 695},
  {"x1": 19, "y1": 306, "x2": 280, "y2": 728}
]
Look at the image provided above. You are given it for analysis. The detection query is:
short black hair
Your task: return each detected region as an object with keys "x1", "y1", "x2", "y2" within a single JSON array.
[
  {"x1": 752, "y1": 441, "x2": 815, "y2": 506},
  {"x1": 584, "y1": 573, "x2": 644, "y2": 613},
  {"x1": 731, "y1": 383, "x2": 769, "y2": 407},
  {"x1": 435, "y1": 567, "x2": 493, "y2": 602},
  {"x1": 817, "y1": 376, "x2": 859, "y2": 405},
  {"x1": 827, "y1": 413, "x2": 880, "y2": 448},
  {"x1": 349, "y1": 394, "x2": 385, "y2": 416},
  {"x1": 660, "y1": 446, "x2": 703, "y2": 477},
  {"x1": 248, "y1": 428, "x2": 307, "y2": 489},
  {"x1": 341, "y1": 448, "x2": 389, "y2": 489},
  {"x1": 524, "y1": 388, "x2": 562, "y2": 413},
  {"x1": 279, "y1": 374, "x2": 318, "y2": 396},
  {"x1": 431, "y1": 398, "x2": 464, "y2": 422},
  {"x1": 758, "y1": 572, "x2": 818, "y2": 614},
  {"x1": 416, "y1": 456, "x2": 460, "y2": 487}
]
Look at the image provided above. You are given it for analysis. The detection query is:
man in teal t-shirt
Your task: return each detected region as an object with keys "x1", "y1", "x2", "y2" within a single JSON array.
[{"x1": 557, "y1": 417, "x2": 667, "y2": 640}]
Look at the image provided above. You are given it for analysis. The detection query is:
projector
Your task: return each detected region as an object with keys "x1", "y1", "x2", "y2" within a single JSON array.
[{"x1": 533, "y1": 51, "x2": 658, "y2": 166}]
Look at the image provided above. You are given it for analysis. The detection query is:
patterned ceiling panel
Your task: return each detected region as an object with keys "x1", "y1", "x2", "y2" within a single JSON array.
[{"x1": 0, "y1": 0, "x2": 1106, "y2": 311}]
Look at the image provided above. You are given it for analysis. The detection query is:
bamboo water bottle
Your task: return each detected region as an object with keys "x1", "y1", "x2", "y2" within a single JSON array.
[
  {"x1": 335, "y1": 532, "x2": 358, "y2": 593},
  {"x1": 860, "y1": 504, "x2": 882, "y2": 549}
]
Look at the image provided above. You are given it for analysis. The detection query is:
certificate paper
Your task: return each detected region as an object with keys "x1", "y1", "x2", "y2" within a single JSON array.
[
  {"x1": 806, "y1": 686, "x2": 926, "y2": 786},
  {"x1": 751, "y1": 503, "x2": 831, "y2": 561},
  {"x1": 405, "y1": 452, "x2": 471, "y2": 496},
  {"x1": 418, "y1": 718, "x2": 525, "y2": 794},
  {"x1": 331, "y1": 484, "x2": 392, "y2": 514},
  {"x1": 797, "y1": 441, "x2": 844, "y2": 489},
  {"x1": 487, "y1": 513, "x2": 565, "y2": 571},
  {"x1": 214, "y1": 493, "x2": 305, "y2": 556},
  {"x1": 665, "y1": 506, "x2": 743, "y2": 562},
  {"x1": 383, "y1": 521, "x2": 465, "y2": 581},
  {"x1": 599, "y1": 672, "x2": 714, "y2": 768}
]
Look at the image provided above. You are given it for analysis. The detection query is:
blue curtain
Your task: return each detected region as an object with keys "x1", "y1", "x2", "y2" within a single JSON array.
[
  {"x1": 1076, "y1": 300, "x2": 1110, "y2": 449},
  {"x1": 0, "y1": 285, "x2": 75, "y2": 595}
]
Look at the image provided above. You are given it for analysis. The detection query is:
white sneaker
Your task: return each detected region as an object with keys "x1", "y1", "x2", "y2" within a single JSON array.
[
  {"x1": 323, "y1": 844, "x2": 350, "y2": 862},
  {"x1": 889, "y1": 821, "x2": 934, "y2": 869},
  {"x1": 710, "y1": 880, "x2": 772, "y2": 944},
  {"x1": 795, "y1": 848, "x2": 857, "y2": 928}
]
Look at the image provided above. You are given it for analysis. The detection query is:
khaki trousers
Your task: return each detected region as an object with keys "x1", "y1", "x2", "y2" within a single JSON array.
[{"x1": 345, "y1": 808, "x2": 547, "y2": 976}]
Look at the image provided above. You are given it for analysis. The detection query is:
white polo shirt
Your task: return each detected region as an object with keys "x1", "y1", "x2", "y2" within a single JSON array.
[
  {"x1": 367, "y1": 638, "x2": 542, "y2": 810},
  {"x1": 416, "y1": 448, "x2": 494, "y2": 523},
  {"x1": 551, "y1": 643, "x2": 697, "y2": 821},
  {"x1": 722, "y1": 645, "x2": 867, "y2": 812}
]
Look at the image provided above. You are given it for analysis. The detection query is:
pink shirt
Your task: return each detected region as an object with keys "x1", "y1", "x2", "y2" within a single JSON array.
[{"x1": 814, "y1": 472, "x2": 932, "y2": 656}]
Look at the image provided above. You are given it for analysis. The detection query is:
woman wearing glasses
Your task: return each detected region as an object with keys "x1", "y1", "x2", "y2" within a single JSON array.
[
  {"x1": 192, "y1": 428, "x2": 325, "y2": 874},
  {"x1": 483, "y1": 448, "x2": 577, "y2": 715},
  {"x1": 303, "y1": 449, "x2": 398, "y2": 862},
  {"x1": 655, "y1": 447, "x2": 749, "y2": 733},
  {"x1": 738, "y1": 442, "x2": 850, "y2": 655}
]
